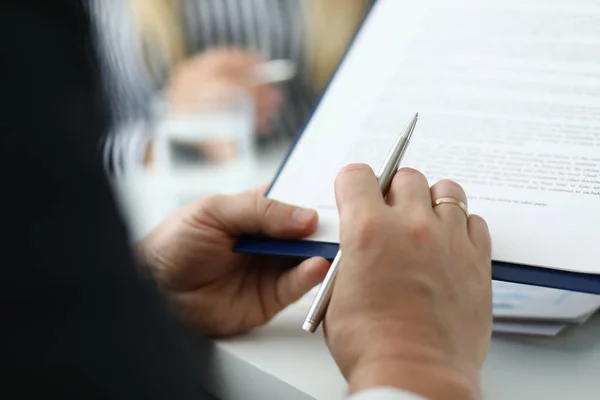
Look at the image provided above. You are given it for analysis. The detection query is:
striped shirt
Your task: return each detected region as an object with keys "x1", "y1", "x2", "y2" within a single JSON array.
[{"x1": 89, "y1": 0, "x2": 320, "y2": 174}]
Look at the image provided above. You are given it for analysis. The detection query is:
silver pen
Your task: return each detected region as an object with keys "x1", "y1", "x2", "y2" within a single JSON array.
[{"x1": 302, "y1": 112, "x2": 420, "y2": 333}]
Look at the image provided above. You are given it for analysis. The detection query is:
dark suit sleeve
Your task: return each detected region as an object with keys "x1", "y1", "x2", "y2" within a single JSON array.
[{"x1": 0, "y1": 2, "x2": 211, "y2": 398}]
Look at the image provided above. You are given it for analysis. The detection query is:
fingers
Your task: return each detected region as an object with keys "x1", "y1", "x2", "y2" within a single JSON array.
[
  {"x1": 430, "y1": 179, "x2": 469, "y2": 230},
  {"x1": 274, "y1": 257, "x2": 330, "y2": 309},
  {"x1": 467, "y1": 214, "x2": 492, "y2": 254},
  {"x1": 335, "y1": 164, "x2": 385, "y2": 223},
  {"x1": 386, "y1": 168, "x2": 432, "y2": 214},
  {"x1": 429, "y1": 179, "x2": 491, "y2": 253},
  {"x1": 200, "y1": 191, "x2": 318, "y2": 238}
]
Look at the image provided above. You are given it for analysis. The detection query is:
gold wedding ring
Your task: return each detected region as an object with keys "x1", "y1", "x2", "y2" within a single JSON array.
[{"x1": 433, "y1": 197, "x2": 469, "y2": 218}]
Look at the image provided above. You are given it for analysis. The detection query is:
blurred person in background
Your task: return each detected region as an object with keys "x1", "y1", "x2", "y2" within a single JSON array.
[{"x1": 90, "y1": 0, "x2": 374, "y2": 173}]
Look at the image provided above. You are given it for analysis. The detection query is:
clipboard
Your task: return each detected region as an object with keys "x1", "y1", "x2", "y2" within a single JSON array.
[
  {"x1": 235, "y1": 240, "x2": 600, "y2": 296},
  {"x1": 234, "y1": 0, "x2": 600, "y2": 296}
]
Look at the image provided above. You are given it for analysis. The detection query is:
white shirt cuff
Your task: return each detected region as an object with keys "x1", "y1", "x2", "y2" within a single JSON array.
[{"x1": 348, "y1": 387, "x2": 429, "y2": 400}]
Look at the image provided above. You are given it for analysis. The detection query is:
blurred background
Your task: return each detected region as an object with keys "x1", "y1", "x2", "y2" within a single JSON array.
[{"x1": 88, "y1": 0, "x2": 373, "y2": 239}]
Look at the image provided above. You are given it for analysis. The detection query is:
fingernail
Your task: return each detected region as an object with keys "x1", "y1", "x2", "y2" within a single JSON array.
[{"x1": 291, "y1": 208, "x2": 316, "y2": 225}]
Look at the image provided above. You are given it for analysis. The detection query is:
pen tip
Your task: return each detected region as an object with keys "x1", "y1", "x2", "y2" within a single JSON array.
[
  {"x1": 415, "y1": 112, "x2": 419, "y2": 119},
  {"x1": 302, "y1": 320, "x2": 318, "y2": 333}
]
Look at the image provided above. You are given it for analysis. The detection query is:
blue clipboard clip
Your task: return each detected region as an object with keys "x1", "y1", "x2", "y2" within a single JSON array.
[{"x1": 234, "y1": 236, "x2": 600, "y2": 295}]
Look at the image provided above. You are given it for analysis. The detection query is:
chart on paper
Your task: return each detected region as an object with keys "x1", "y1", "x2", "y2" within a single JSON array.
[{"x1": 297, "y1": 281, "x2": 600, "y2": 336}]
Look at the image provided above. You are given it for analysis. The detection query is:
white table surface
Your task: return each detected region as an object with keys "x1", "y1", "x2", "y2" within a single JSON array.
[
  {"x1": 203, "y1": 305, "x2": 600, "y2": 400},
  {"x1": 112, "y1": 145, "x2": 600, "y2": 400}
]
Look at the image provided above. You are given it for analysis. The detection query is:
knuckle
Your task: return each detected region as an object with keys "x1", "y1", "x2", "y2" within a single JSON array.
[
  {"x1": 338, "y1": 163, "x2": 373, "y2": 178},
  {"x1": 435, "y1": 179, "x2": 467, "y2": 197},
  {"x1": 192, "y1": 194, "x2": 228, "y2": 225},
  {"x1": 407, "y1": 216, "x2": 438, "y2": 246},
  {"x1": 198, "y1": 194, "x2": 224, "y2": 212},
  {"x1": 396, "y1": 167, "x2": 427, "y2": 180},
  {"x1": 335, "y1": 163, "x2": 374, "y2": 192},
  {"x1": 350, "y1": 212, "x2": 386, "y2": 249},
  {"x1": 335, "y1": 163, "x2": 371, "y2": 192},
  {"x1": 256, "y1": 195, "x2": 278, "y2": 218},
  {"x1": 341, "y1": 162, "x2": 371, "y2": 172},
  {"x1": 407, "y1": 275, "x2": 438, "y2": 303},
  {"x1": 392, "y1": 167, "x2": 429, "y2": 187}
]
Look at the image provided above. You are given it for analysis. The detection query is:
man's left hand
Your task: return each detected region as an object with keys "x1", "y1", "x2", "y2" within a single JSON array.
[{"x1": 136, "y1": 187, "x2": 330, "y2": 337}]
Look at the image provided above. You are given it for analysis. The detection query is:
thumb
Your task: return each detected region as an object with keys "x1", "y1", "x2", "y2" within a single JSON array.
[
  {"x1": 201, "y1": 189, "x2": 318, "y2": 238},
  {"x1": 274, "y1": 257, "x2": 330, "y2": 310}
]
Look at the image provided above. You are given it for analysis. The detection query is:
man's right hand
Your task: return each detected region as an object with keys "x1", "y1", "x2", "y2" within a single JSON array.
[{"x1": 325, "y1": 165, "x2": 492, "y2": 400}]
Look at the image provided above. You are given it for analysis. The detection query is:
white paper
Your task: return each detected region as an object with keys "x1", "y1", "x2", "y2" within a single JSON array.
[
  {"x1": 492, "y1": 321, "x2": 567, "y2": 336},
  {"x1": 268, "y1": 0, "x2": 600, "y2": 275}
]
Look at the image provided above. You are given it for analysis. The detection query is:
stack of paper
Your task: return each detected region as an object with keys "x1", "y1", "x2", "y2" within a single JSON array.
[
  {"x1": 298, "y1": 281, "x2": 600, "y2": 337},
  {"x1": 491, "y1": 281, "x2": 600, "y2": 336}
]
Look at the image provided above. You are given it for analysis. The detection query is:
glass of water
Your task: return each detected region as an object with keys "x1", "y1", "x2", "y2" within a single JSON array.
[{"x1": 151, "y1": 86, "x2": 258, "y2": 199}]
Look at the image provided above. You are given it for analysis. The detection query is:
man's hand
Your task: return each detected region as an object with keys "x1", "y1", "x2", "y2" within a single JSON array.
[
  {"x1": 325, "y1": 165, "x2": 492, "y2": 400},
  {"x1": 136, "y1": 187, "x2": 329, "y2": 337},
  {"x1": 166, "y1": 48, "x2": 282, "y2": 135}
]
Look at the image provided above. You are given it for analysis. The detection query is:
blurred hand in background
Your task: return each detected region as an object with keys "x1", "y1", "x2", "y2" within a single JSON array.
[{"x1": 165, "y1": 48, "x2": 283, "y2": 136}]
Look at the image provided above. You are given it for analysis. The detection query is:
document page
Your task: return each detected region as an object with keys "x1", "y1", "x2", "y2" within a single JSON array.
[{"x1": 268, "y1": 0, "x2": 600, "y2": 274}]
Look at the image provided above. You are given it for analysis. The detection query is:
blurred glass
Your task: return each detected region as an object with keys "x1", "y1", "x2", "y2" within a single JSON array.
[{"x1": 151, "y1": 87, "x2": 258, "y2": 196}]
